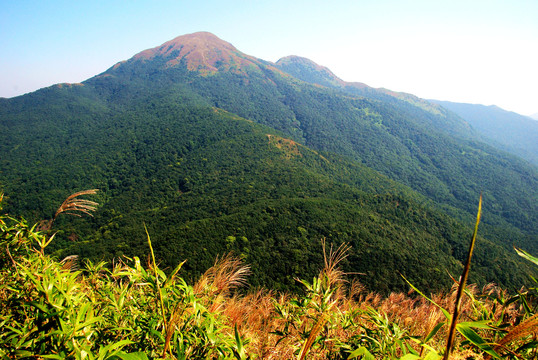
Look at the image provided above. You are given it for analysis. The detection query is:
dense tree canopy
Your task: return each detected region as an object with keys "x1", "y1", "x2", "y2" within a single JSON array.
[{"x1": 1, "y1": 40, "x2": 536, "y2": 292}]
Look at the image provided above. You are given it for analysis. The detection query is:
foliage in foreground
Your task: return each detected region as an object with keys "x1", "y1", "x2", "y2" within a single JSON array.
[{"x1": 2, "y1": 196, "x2": 538, "y2": 359}]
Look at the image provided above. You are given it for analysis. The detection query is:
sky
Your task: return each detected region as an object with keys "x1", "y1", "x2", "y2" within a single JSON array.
[{"x1": 1, "y1": 0, "x2": 537, "y2": 116}]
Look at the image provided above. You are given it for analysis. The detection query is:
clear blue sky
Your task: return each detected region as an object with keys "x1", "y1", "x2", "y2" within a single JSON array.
[{"x1": 1, "y1": 0, "x2": 537, "y2": 115}]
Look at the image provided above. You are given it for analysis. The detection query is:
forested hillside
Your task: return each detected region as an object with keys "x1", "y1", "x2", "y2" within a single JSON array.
[
  {"x1": 274, "y1": 54, "x2": 538, "y2": 249},
  {"x1": 1, "y1": 32, "x2": 536, "y2": 292}
]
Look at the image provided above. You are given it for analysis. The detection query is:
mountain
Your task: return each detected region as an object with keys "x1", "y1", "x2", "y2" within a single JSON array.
[
  {"x1": 530, "y1": 113, "x2": 538, "y2": 121},
  {"x1": 1, "y1": 32, "x2": 537, "y2": 292},
  {"x1": 430, "y1": 101, "x2": 538, "y2": 166},
  {"x1": 275, "y1": 55, "x2": 353, "y2": 89},
  {"x1": 0, "y1": 84, "x2": 482, "y2": 293}
]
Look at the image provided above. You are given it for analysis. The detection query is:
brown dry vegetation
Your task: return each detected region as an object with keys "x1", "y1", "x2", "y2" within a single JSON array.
[
  {"x1": 267, "y1": 134, "x2": 302, "y2": 159},
  {"x1": 213, "y1": 260, "x2": 524, "y2": 359},
  {"x1": 181, "y1": 238, "x2": 532, "y2": 359}
]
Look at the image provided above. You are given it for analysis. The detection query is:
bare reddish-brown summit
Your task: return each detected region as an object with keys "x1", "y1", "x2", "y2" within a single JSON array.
[{"x1": 131, "y1": 31, "x2": 261, "y2": 74}]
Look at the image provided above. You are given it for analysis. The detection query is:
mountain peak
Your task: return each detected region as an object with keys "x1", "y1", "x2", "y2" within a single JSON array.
[
  {"x1": 276, "y1": 55, "x2": 346, "y2": 88},
  {"x1": 275, "y1": 55, "x2": 372, "y2": 90},
  {"x1": 277, "y1": 55, "x2": 332, "y2": 72},
  {"x1": 129, "y1": 31, "x2": 258, "y2": 74}
]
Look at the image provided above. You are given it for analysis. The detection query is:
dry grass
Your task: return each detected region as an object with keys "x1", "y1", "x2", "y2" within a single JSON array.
[
  {"x1": 491, "y1": 312, "x2": 538, "y2": 357},
  {"x1": 38, "y1": 189, "x2": 99, "y2": 231},
  {"x1": 194, "y1": 253, "x2": 251, "y2": 313},
  {"x1": 54, "y1": 189, "x2": 99, "y2": 219},
  {"x1": 194, "y1": 240, "x2": 523, "y2": 359},
  {"x1": 214, "y1": 266, "x2": 524, "y2": 359},
  {"x1": 194, "y1": 253, "x2": 251, "y2": 297}
]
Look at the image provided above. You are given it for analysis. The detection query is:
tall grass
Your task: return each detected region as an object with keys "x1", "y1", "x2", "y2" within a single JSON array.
[
  {"x1": 444, "y1": 193, "x2": 482, "y2": 360},
  {"x1": 1, "y1": 191, "x2": 537, "y2": 359}
]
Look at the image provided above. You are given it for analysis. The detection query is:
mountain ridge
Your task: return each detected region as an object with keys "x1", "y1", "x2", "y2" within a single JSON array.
[
  {"x1": 273, "y1": 54, "x2": 538, "y2": 167},
  {"x1": 275, "y1": 55, "x2": 444, "y2": 115},
  {"x1": 273, "y1": 55, "x2": 475, "y2": 139}
]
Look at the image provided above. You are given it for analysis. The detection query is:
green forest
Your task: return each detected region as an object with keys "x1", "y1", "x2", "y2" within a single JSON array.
[{"x1": 1, "y1": 32, "x2": 537, "y2": 295}]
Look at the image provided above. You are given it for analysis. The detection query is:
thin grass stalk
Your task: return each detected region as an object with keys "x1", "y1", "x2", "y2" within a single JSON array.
[
  {"x1": 162, "y1": 260, "x2": 187, "y2": 354},
  {"x1": 144, "y1": 224, "x2": 169, "y2": 357},
  {"x1": 443, "y1": 193, "x2": 482, "y2": 360},
  {"x1": 164, "y1": 303, "x2": 184, "y2": 356}
]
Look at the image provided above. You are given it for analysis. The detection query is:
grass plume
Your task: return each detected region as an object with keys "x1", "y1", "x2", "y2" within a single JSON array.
[
  {"x1": 43, "y1": 189, "x2": 99, "y2": 231},
  {"x1": 194, "y1": 253, "x2": 251, "y2": 300}
]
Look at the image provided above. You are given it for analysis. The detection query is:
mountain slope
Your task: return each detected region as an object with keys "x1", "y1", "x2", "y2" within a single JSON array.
[
  {"x1": 273, "y1": 54, "x2": 537, "y2": 244},
  {"x1": 431, "y1": 100, "x2": 538, "y2": 166},
  {"x1": 1, "y1": 32, "x2": 537, "y2": 292},
  {"x1": 4, "y1": 89, "x2": 523, "y2": 291}
]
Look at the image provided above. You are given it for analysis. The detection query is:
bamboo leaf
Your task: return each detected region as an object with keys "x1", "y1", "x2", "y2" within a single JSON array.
[
  {"x1": 515, "y1": 247, "x2": 538, "y2": 267},
  {"x1": 457, "y1": 320, "x2": 494, "y2": 330},
  {"x1": 424, "y1": 323, "x2": 444, "y2": 344},
  {"x1": 163, "y1": 259, "x2": 187, "y2": 287},
  {"x1": 347, "y1": 346, "x2": 375, "y2": 359},
  {"x1": 423, "y1": 352, "x2": 442, "y2": 360},
  {"x1": 97, "y1": 340, "x2": 134, "y2": 360},
  {"x1": 456, "y1": 323, "x2": 501, "y2": 359},
  {"x1": 233, "y1": 324, "x2": 247, "y2": 360},
  {"x1": 109, "y1": 352, "x2": 149, "y2": 360},
  {"x1": 401, "y1": 275, "x2": 451, "y2": 319},
  {"x1": 399, "y1": 355, "x2": 420, "y2": 360}
]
